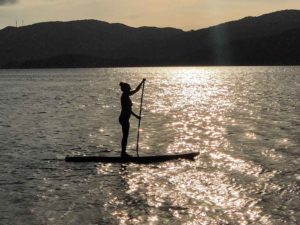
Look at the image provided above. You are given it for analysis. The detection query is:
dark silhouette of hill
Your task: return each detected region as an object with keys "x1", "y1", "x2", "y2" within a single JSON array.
[{"x1": 0, "y1": 10, "x2": 300, "y2": 68}]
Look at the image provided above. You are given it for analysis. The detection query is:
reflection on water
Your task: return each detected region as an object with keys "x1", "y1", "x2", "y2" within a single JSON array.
[{"x1": 0, "y1": 67, "x2": 299, "y2": 224}]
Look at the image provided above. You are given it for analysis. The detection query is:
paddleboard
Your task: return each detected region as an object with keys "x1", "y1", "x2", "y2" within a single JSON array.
[{"x1": 65, "y1": 152, "x2": 199, "y2": 164}]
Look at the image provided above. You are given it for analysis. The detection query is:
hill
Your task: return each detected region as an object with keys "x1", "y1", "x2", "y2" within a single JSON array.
[{"x1": 0, "y1": 10, "x2": 300, "y2": 68}]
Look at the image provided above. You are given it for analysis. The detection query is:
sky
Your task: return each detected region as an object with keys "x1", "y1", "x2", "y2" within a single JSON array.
[{"x1": 0, "y1": 0, "x2": 300, "y2": 30}]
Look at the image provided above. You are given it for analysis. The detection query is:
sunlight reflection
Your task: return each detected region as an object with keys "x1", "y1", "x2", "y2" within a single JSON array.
[
  {"x1": 209, "y1": 152, "x2": 263, "y2": 177},
  {"x1": 100, "y1": 67, "x2": 279, "y2": 224},
  {"x1": 261, "y1": 148, "x2": 283, "y2": 161},
  {"x1": 113, "y1": 161, "x2": 273, "y2": 225},
  {"x1": 245, "y1": 132, "x2": 257, "y2": 140},
  {"x1": 147, "y1": 67, "x2": 236, "y2": 157},
  {"x1": 96, "y1": 164, "x2": 114, "y2": 175}
]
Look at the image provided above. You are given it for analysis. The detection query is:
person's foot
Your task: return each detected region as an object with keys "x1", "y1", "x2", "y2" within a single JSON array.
[{"x1": 121, "y1": 152, "x2": 132, "y2": 158}]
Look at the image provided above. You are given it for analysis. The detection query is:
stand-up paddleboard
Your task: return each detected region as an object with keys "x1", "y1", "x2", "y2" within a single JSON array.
[
  {"x1": 65, "y1": 152, "x2": 199, "y2": 164},
  {"x1": 66, "y1": 82, "x2": 199, "y2": 164}
]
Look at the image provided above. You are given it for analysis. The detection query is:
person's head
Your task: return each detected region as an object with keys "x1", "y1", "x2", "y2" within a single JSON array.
[{"x1": 119, "y1": 82, "x2": 131, "y2": 93}]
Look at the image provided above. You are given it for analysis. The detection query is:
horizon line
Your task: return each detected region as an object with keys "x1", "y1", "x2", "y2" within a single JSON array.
[{"x1": 1, "y1": 9, "x2": 298, "y2": 32}]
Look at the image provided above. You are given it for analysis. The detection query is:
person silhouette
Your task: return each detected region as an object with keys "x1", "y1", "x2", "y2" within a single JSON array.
[{"x1": 119, "y1": 79, "x2": 146, "y2": 158}]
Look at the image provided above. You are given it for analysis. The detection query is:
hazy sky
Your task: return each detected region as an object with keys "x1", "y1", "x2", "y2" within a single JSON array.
[{"x1": 0, "y1": 0, "x2": 300, "y2": 30}]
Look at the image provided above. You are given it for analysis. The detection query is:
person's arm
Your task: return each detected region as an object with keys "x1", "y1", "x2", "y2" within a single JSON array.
[
  {"x1": 129, "y1": 79, "x2": 146, "y2": 96},
  {"x1": 131, "y1": 111, "x2": 141, "y2": 120}
]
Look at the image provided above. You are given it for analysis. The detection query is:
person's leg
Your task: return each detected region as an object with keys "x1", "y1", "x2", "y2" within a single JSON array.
[{"x1": 121, "y1": 122, "x2": 130, "y2": 156}]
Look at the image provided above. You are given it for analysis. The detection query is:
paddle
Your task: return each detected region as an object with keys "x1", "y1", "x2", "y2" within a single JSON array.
[{"x1": 136, "y1": 79, "x2": 145, "y2": 157}]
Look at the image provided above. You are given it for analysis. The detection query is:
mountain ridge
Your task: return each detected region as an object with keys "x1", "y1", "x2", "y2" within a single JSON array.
[{"x1": 0, "y1": 9, "x2": 299, "y2": 68}]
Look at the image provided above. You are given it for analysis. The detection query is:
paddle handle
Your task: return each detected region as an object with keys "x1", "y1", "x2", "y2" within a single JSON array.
[{"x1": 136, "y1": 80, "x2": 145, "y2": 157}]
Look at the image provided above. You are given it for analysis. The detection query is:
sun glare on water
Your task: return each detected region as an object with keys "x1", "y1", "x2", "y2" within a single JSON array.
[{"x1": 97, "y1": 67, "x2": 277, "y2": 224}]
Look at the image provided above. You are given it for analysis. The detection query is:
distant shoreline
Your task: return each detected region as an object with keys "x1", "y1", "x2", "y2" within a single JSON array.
[
  {"x1": 1, "y1": 10, "x2": 300, "y2": 68},
  {"x1": 1, "y1": 65, "x2": 300, "y2": 70}
]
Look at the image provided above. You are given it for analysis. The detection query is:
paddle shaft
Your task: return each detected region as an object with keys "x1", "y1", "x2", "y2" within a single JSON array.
[{"x1": 136, "y1": 81, "x2": 145, "y2": 157}]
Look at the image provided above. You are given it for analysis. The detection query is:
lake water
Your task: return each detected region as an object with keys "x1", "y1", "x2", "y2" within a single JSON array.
[{"x1": 0, "y1": 67, "x2": 299, "y2": 225}]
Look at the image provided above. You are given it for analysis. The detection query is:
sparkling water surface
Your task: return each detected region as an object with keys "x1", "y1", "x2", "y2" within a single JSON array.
[{"x1": 0, "y1": 67, "x2": 299, "y2": 224}]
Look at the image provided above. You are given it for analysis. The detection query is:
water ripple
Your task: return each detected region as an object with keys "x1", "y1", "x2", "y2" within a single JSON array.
[{"x1": 0, "y1": 67, "x2": 299, "y2": 224}]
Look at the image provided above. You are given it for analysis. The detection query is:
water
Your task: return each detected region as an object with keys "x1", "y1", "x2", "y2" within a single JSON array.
[{"x1": 0, "y1": 67, "x2": 299, "y2": 225}]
